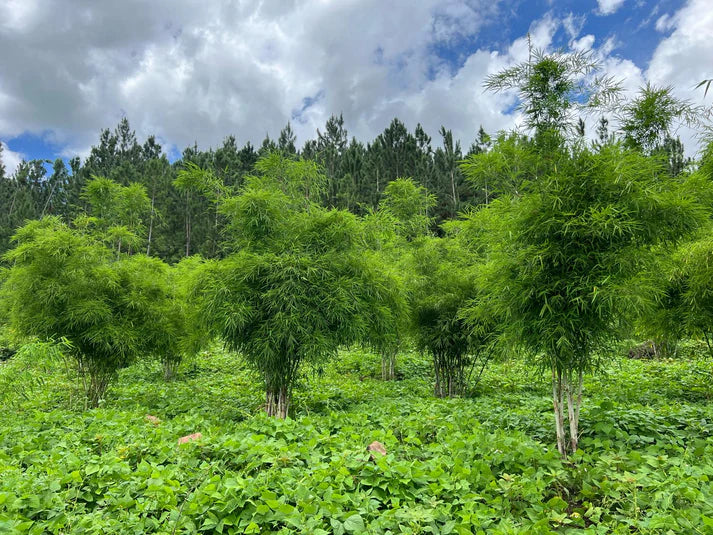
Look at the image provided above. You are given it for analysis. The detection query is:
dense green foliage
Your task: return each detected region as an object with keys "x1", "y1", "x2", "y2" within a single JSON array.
[
  {"x1": 3, "y1": 42, "x2": 713, "y2": 534},
  {"x1": 620, "y1": 84, "x2": 702, "y2": 155},
  {"x1": 0, "y1": 217, "x2": 199, "y2": 405},
  {"x1": 465, "y1": 49, "x2": 712, "y2": 458},
  {"x1": 1, "y1": 346, "x2": 713, "y2": 534},
  {"x1": 644, "y1": 233, "x2": 713, "y2": 359},
  {"x1": 463, "y1": 139, "x2": 708, "y2": 456},
  {"x1": 484, "y1": 48, "x2": 619, "y2": 138},
  {"x1": 0, "y1": 117, "x2": 481, "y2": 260},
  {"x1": 379, "y1": 178, "x2": 436, "y2": 241},
  {"x1": 408, "y1": 236, "x2": 498, "y2": 398},
  {"x1": 195, "y1": 155, "x2": 405, "y2": 418}
]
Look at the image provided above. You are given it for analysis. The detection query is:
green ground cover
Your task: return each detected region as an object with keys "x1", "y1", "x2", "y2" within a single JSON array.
[{"x1": 1, "y1": 346, "x2": 712, "y2": 534}]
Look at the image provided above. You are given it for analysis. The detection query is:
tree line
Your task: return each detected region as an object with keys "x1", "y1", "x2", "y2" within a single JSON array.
[
  {"x1": 1, "y1": 47, "x2": 713, "y2": 458},
  {"x1": 0, "y1": 113, "x2": 496, "y2": 262}
]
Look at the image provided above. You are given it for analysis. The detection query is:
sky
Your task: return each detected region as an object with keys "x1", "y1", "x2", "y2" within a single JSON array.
[{"x1": 0, "y1": 0, "x2": 711, "y2": 174}]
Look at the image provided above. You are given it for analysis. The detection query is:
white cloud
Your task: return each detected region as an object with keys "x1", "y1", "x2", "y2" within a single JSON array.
[
  {"x1": 0, "y1": 1, "x2": 514, "y2": 155},
  {"x1": 570, "y1": 42, "x2": 645, "y2": 143},
  {"x1": 563, "y1": 13, "x2": 586, "y2": 41},
  {"x1": 599, "y1": 36, "x2": 619, "y2": 56},
  {"x1": 647, "y1": 0, "x2": 713, "y2": 154},
  {"x1": 0, "y1": 0, "x2": 39, "y2": 32},
  {"x1": 636, "y1": 3, "x2": 660, "y2": 31},
  {"x1": 654, "y1": 14, "x2": 674, "y2": 32},
  {"x1": 0, "y1": 0, "x2": 707, "y2": 162},
  {"x1": 572, "y1": 34, "x2": 595, "y2": 51},
  {"x1": 0, "y1": 141, "x2": 24, "y2": 175},
  {"x1": 596, "y1": 0, "x2": 626, "y2": 16}
]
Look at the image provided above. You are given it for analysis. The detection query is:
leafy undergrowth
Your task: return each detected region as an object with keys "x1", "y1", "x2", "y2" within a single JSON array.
[{"x1": 1, "y1": 347, "x2": 713, "y2": 534}]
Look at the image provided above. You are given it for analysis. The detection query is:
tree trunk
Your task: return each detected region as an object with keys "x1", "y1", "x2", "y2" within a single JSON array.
[
  {"x1": 277, "y1": 386, "x2": 289, "y2": 419},
  {"x1": 8, "y1": 189, "x2": 17, "y2": 220},
  {"x1": 162, "y1": 357, "x2": 179, "y2": 381},
  {"x1": 466, "y1": 351, "x2": 491, "y2": 392},
  {"x1": 265, "y1": 385, "x2": 290, "y2": 419},
  {"x1": 264, "y1": 358, "x2": 299, "y2": 418},
  {"x1": 565, "y1": 370, "x2": 583, "y2": 454},
  {"x1": 266, "y1": 388, "x2": 275, "y2": 417},
  {"x1": 41, "y1": 182, "x2": 57, "y2": 217},
  {"x1": 433, "y1": 351, "x2": 467, "y2": 398},
  {"x1": 81, "y1": 361, "x2": 111, "y2": 409},
  {"x1": 433, "y1": 352, "x2": 444, "y2": 398},
  {"x1": 381, "y1": 352, "x2": 396, "y2": 380},
  {"x1": 146, "y1": 193, "x2": 155, "y2": 255},
  {"x1": 552, "y1": 368, "x2": 567, "y2": 457},
  {"x1": 185, "y1": 191, "x2": 192, "y2": 257},
  {"x1": 450, "y1": 169, "x2": 458, "y2": 213},
  {"x1": 703, "y1": 332, "x2": 713, "y2": 359}
]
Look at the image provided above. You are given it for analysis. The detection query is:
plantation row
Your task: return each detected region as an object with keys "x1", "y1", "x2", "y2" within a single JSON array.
[{"x1": 1, "y1": 49, "x2": 713, "y2": 465}]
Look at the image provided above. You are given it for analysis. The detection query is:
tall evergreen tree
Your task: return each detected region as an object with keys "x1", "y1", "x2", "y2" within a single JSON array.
[
  {"x1": 413, "y1": 123, "x2": 433, "y2": 190},
  {"x1": 374, "y1": 118, "x2": 420, "y2": 181},
  {"x1": 141, "y1": 156, "x2": 174, "y2": 257},
  {"x1": 317, "y1": 114, "x2": 348, "y2": 207},
  {"x1": 339, "y1": 138, "x2": 367, "y2": 213},
  {"x1": 174, "y1": 143, "x2": 217, "y2": 258},
  {"x1": 82, "y1": 118, "x2": 143, "y2": 185},
  {"x1": 214, "y1": 136, "x2": 245, "y2": 188},
  {"x1": 277, "y1": 122, "x2": 297, "y2": 156},
  {"x1": 239, "y1": 141, "x2": 259, "y2": 172},
  {"x1": 259, "y1": 134, "x2": 277, "y2": 156},
  {"x1": 301, "y1": 139, "x2": 318, "y2": 162},
  {"x1": 433, "y1": 126, "x2": 465, "y2": 220},
  {"x1": 42, "y1": 159, "x2": 71, "y2": 218},
  {"x1": 0, "y1": 146, "x2": 12, "y2": 253},
  {"x1": 468, "y1": 126, "x2": 492, "y2": 156},
  {"x1": 0, "y1": 141, "x2": 6, "y2": 180}
]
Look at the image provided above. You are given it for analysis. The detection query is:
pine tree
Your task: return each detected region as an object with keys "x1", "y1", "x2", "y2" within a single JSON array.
[
  {"x1": 317, "y1": 114, "x2": 348, "y2": 207},
  {"x1": 277, "y1": 122, "x2": 297, "y2": 156},
  {"x1": 0, "y1": 141, "x2": 6, "y2": 180},
  {"x1": 433, "y1": 127, "x2": 464, "y2": 220},
  {"x1": 42, "y1": 159, "x2": 71, "y2": 218},
  {"x1": 468, "y1": 126, "x2": 491, "y2": 156}
]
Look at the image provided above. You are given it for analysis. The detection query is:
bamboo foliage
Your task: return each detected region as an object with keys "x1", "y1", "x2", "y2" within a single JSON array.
[
  {"x1": 644, "y1": 212, "x2": 713, "y2": 360},
  {"x1": 408, "y1": 236, "x2": 499, "y2": 398},
  {"x1": 80, "y1": 175, "x2": 151, "y2": 254},
  {"x1": 2, "y1": 220, "x2": 131, "y2": 404},
  {"x1": 0, "y1": 213, "x2": 202, "y2": 405},
  {"x1": 195, "y1": 153, "x2": 405, "y2": 418},
  {"x1": 484, "y1": 46, "x2": 621, "y2": 137},
  {"x1": 469, "y1": 143, "x2": 708, "y2": 456}
]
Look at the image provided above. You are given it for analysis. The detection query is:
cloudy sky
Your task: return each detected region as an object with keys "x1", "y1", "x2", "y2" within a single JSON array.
[{"x1": 0, "y1": 0, "x2": 711, "y2": 173}]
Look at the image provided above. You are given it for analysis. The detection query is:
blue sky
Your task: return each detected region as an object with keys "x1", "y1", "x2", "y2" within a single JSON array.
[
  {"x1": 1, "y1": 0, "x2": 709, "y2": 174},
  {"x1": 456, "y1": 0, "x2": 681, "y2": 65}
]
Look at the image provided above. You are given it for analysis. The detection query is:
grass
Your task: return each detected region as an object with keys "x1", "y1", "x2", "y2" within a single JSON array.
[{"x1": 0, "y1": 344, "x2": 712, "y2": 534}]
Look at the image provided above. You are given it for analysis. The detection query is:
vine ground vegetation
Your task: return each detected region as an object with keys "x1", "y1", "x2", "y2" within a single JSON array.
[{"x1": 1, "y1": 344, "x2": 712, "y2": 534}]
